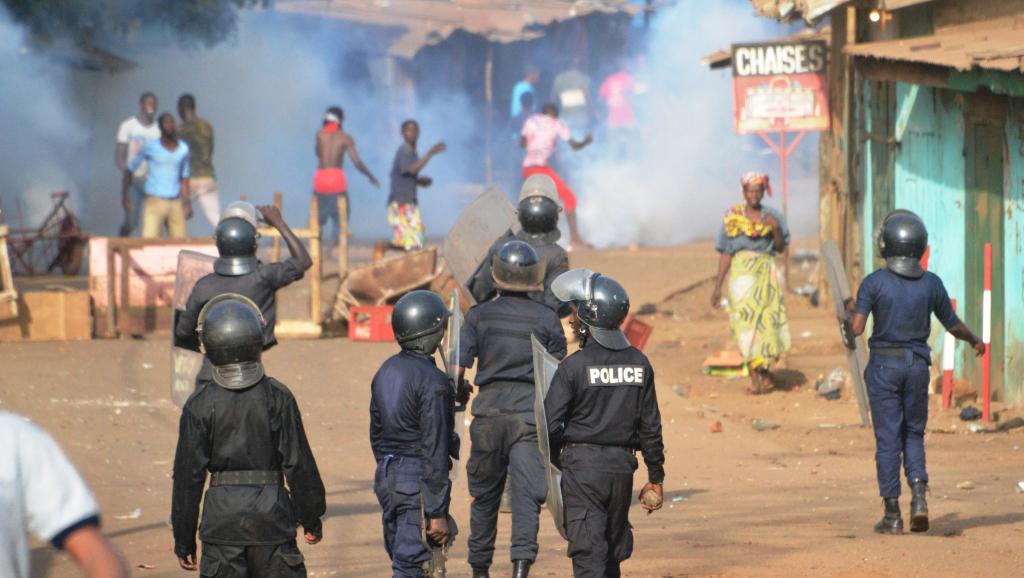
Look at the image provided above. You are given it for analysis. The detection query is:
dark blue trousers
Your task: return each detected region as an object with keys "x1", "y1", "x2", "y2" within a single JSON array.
[
  {"x1": 865, "y1": 350, "x2": 931, "y2": 498},
  {"x1": 374, "y1": 456, "x2": 429, "y2": 578}
]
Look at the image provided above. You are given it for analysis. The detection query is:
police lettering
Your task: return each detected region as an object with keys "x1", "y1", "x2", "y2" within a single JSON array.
[
  {"x1": 733, "y1": 41, "x2": 827, "y2": 77},
  {"x1": 587, "y1": 365, "x2": 644, "y2": 386}
]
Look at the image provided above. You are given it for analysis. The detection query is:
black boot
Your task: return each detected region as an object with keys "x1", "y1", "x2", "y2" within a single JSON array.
[
  {"x1": 909, "y1": 478, "x2": 929, "y2": 532},
  {"x1": 471, "y1": 567, "x2": 489, "y2": 578},
  {"x1": 512, "y1": 560, "x2": 531, "y2": 578},
  {"x1": 874, "y1": 497, "x2": 903, "y2": 535}
]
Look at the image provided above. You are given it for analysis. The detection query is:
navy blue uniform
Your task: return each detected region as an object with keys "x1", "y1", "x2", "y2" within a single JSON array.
[
  {"x1": 854, "y1": 269, "x2": 960, "y2": 498},
  {"x1": 469, "y1": 230, "x2": 572, "y2": 317},
  {"x1": 459, "y1": 295, "x2": 566, "y2": 569},
  {"x1": 370, "y1": 351, "x2": 454, "y2": 577},
  {"x1": 544, "y1": 341, "x2": 665, "y2": 578}
]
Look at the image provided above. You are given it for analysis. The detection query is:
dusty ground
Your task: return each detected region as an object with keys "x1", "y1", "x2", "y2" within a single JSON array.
[{"x1": 3, "y1": 242, "x2": 1024, "y2": 578}]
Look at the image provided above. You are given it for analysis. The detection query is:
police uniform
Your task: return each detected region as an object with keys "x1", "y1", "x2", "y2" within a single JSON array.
[
  {"x1": 460, "y1": 294, "x2": 566, "y2": 571},
  {"x1": 171, "y1": 376, "x2": 326, "y2": 578},
  {"x1": 854, "y1": 268, "x2": 959, "y2": 499},
  {"x1": 471, "y1": 230, "x2": 571, "y2": 317},
  {"x1": 174, "y1": 257, "x2": 306, "y2": 353},
  {"x1": 370, "y1": 350, "x2": 455, "y2": 577},
  {"x1": 544, "y1": 340, "x2": 665, "y2": 578}
]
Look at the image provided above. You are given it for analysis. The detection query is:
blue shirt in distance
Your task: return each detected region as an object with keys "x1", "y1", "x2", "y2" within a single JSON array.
[
  {"x1": 854, "y1": 268, "x2": 961, "y2": 362},
  {"x1": 511, "y1": 80, "x2": 535, "y2": 118},
  {"x1": 128, "y1": 138, "x2": 190, "y2": 199}
]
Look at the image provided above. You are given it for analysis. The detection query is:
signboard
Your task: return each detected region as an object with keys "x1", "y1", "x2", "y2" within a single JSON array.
[{"x1": 731, "y1": 40, "x2": 829, "y2": 134}]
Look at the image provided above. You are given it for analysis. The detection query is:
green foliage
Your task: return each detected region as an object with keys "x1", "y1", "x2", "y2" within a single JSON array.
[{"x1": 2, "y1": 0, "x2": 269, "y2": 46}]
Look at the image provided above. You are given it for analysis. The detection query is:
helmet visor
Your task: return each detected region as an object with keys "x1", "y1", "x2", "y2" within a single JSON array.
[{"x1": 551, "y1": 268, "x2": 596, "y2": 303}]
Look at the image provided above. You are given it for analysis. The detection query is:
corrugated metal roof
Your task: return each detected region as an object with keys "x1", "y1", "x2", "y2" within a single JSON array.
[
  {"x1": 881, "y1": 0, "x2": 935, "y2": 10},
  {"x1": 750, "y1": 0, "x2": 847, "y2": 22},
  {"x1": 845, "y1": 16, "x2": 1024, "y2": 72},
  {"x1": 276, "y1": 0, "x2": 639, "y2": 58},
  {"x1": 701, "y1": 25, "x2": 830, "y2": 69}
]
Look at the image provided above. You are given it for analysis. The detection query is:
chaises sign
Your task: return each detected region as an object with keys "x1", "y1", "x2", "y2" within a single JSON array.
[{"x1": 730, "y1": 40, "x2": 829, "y2": 134}]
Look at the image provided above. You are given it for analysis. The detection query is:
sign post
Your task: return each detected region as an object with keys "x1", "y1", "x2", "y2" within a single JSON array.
[{"x1": 731, "y1": 40, "x2": 829, "y2": 290}]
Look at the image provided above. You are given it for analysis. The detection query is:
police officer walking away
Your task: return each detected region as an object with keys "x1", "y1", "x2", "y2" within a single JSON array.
[
  {"x1": 544, "y1": 269, "x2": 665, "y2": 577},
  {"x1": 470, "y1": 174, "x2": 571, "y2": 317},
  {"x1": 175, "y1": 202, "x2": 312, "y2": 383},
  {"x1": 172, "y1": 295, "x2": 326, "y2": 576},
  {"x1": 459, "y1": 241, "x2": 567, "y2": 578},
  {"x1": 370, "y1": 290, "x2": 457, "y2": 577},
  {"x1": 847, "y1": 211, "x2": 984, "y2": 534}
]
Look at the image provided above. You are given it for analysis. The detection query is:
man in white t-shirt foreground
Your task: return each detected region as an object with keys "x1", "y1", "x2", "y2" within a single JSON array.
[
  {"x1": 521, "y1": 103, "x2": 593, "y2": 248},
  {"x1": 116, "y1": 92, "x2": 160, "y2": 237},
  {"x1": 0, "y1": 411, "x2": 128, "y2": 578}
]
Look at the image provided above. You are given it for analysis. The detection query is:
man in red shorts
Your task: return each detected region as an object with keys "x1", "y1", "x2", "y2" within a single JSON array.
[
  {"x1": 521, "y1": 103, "x2": 592, "y2": 249},
  {"x1": 314, "y1": 106, "x2": 379, "y2": 243}
]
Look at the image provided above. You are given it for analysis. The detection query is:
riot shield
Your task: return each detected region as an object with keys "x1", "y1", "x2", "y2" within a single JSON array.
[
  {"x1": 532, "y1": 334, "x2": 567, "y2": 539},
  {"x1": 440, "y1": 289, "x2": 465, "y2": 481},
  {"x1": 443, "y1": 187, "x2": 517, "y2": 305},
  {"x1": 821, "y1": 240, "x2": 871, "y2": 427},
  {"x1": 171, "y1": 250, "x2": 216, "y2": 407}
]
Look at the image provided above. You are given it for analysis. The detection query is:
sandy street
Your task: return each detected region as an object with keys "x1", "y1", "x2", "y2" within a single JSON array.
[{"x1": 4, "y1": 243, "x2": 1023, "y2": 578}]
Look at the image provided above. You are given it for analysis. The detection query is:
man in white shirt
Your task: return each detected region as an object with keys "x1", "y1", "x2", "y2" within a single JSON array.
[
  {"x1": 0, "y1": 411, "x2": 127, "y2": 578},
  {"x1": 115, "y1": 92, "x2": 160, "y2": 237}
]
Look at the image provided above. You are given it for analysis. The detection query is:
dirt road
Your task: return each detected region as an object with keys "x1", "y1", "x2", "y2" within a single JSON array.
[{"x1": 3, "y1": 243, "x2": 1023, "y2": 577}]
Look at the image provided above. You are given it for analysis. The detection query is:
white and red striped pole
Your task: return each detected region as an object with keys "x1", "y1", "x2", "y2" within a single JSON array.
[
  {"x1": 942, "y1": 298, "x2": 957, "y2": 410},
  {"x1": 982, "y1": 243, "x2": 992, "y2": 423}
]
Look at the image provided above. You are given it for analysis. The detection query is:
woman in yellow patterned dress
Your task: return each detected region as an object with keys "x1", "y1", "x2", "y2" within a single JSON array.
[{"x1": 710, "y1": 172, "x2": 792, "y2": 394}]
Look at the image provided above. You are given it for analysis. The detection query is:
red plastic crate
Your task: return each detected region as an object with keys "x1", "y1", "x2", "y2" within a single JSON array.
[
  {"x1": 348, "y1": 305, "x2": 395, "y2": 341},
  {"x1": 622, "y1": 316, "x2": 653, "y2": 351}
]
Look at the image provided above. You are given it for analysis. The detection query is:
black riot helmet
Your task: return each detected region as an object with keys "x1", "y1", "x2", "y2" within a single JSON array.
[
  {"x1": 552, "y1": 268, "x2": 631, "y2": 350},
  {"x1": 214, "y1": 217, "x2": 259, "y2": 276},
  {"x1": 492, "y1": 240, "x2": 544, "y2": 292},
  {"x1": 878, "y1": 210, "x2": 928, "y2": 279},
  {"x1": 196, "y1": 294, "x2": 267, "y2": 389},
  {"x1": 518, "y1": 196, "x2": 560, "y2": 234},
  {"x1": 392, "y1": 290, "x2": 451, "y2": 355}
]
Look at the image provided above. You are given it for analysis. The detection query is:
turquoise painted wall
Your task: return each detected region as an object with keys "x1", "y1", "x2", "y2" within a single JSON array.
[
  {"x1": 892, "y1": 83, "x2": 967, "y2": 368},
  {"x1": 1003, "y1": 102, "x2": 1024, "y2": 402},
  {"x1": 862, "y1": 80, "x2": 875, "y2": 272}
]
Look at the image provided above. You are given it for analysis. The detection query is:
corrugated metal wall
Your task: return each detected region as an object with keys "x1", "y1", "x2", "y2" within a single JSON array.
[{"x1": 1003, "y1": 101, "x2": 1024, "y2": 403}]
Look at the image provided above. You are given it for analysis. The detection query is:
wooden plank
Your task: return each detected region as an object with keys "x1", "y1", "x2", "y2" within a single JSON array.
[
  {"x1": 309, "y1": 195, "x2": 322, "y2": 325},
  {"x1": 271, "y1": 191, "x2": 283, "y2": 262},
  {"x1": 893, "y1": 83, "x2": 920, "y2": 143},
  {"x1": 338, "y1": 194, "x2": 349, "y2": 285},
  {"x1": 0, "y1": 224, "x2": 17, "y2": 319}
]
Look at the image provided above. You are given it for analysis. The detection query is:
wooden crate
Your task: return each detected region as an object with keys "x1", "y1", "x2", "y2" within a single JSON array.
[{"x1": 0, "y1": 290, "x2": 91, "y2": 342}]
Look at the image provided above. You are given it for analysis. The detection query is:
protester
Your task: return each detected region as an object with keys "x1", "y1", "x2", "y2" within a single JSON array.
[
  {"x1": 551, "y1": 56, "x2": 592, "y2": 137},
  {"x1": 115, "y1": 91, "x2": 160, "y2": 236},
  {"x1": 711, "y1": 172, "x2": 791, "y2": 394},
  {"x1": 177, "y1": 93, "x2": 220, "y2": 229},
  {"x1": 314, "y1": 106, "x2": 379, "y2": 243},
  {"x1": 172, "y1": 296, "x2": 326, "y2": 577},
  {"x1": 0, "y1": 411, "x2": 129, "y2": 578},
  {"x1": 510, "y1": 68, "x2": 540, "y2": 119},
  {"x1": 545, "y1": 269, "x2": 665, "y2": 577},
  {"x1": 521, "y1": 104, "x2": 592, "y2": 249},
  {"x1": 124, "y1": 112, "x2": 192, "y2": 238},
  {"x1": 387, "y1": 120, "x2": 446, "y2": 251},
  {"x1": 846, "y1": 211, "x2": 985, "y2": 535},
  {"x1": 370, "y1": 290, "x2": 457, "y2": 577},
  {"x1": 458, "y1": 241, "x2": 567, "y2": 578}
]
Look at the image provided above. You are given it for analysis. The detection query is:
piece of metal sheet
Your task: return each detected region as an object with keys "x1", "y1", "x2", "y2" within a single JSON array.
[
  {"x1": 443, "y1": 187, "x2": 517, "y2": 305},
  {"x1": 532, "y1": 334, "x2": 567, "y2": 539}
]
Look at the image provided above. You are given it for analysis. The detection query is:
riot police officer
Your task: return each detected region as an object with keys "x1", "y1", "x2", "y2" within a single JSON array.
[
  {"x1": 459, "y1": 241, "x2": 567, "y2": 578},
  {"x1": 847, "y1": 211, "x2": 984, "y2": 534},
  {"x1": 470, "y1": 174, "x2": 571, "y2": 317},
  {"x1": 544, "y1": 269, "x2": 665, "y2": 577},
  {"x1": 370, "y1": 290, "x2": 457, "y2": 577},
  {"x1": 171, "y1": 295, "x2": 326, "y2": 577},
  {"x1": 174, "y1": 202, "x2": 312, "y2": 367}
]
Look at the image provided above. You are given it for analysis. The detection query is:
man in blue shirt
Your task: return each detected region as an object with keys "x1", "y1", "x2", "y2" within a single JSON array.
[
  {"x1": 847, "y1": 211, "x2": 984, "y2": 535},
  {"x1": 510, "y1": 68, "x2": 539, "y2": 119},
  {"x1": 124, "y1": 113, "x2": 192, "y2": 238}
]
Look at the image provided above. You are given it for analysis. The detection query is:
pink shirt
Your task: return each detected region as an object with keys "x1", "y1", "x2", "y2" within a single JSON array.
[
  {"x1": 521, "y1": 114, "x2": 571, "y2": 168},
  {"x1": 599, "y1": 71, "x2": 636, "y2": 128}
]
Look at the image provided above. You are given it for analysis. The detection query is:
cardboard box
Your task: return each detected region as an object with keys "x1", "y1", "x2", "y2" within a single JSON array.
[{"x1": 0, "y1": 290, "x2": 91, "y2": 341}]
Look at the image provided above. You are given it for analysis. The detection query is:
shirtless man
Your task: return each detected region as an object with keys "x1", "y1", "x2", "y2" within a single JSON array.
[{"x1": 314, "y1": 106, "x2": 379, "y2": 242}]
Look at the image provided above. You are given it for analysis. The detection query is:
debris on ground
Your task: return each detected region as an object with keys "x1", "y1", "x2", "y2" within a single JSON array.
[
  {"x1": 968, "y1": 423, "x2": 986, "y2": 433},
  {"x1": 959, "y1": 406, "x2": 982, "y2": 421},
  {"x1": 816, "y1": 367, "x2": 845, "y2": 400},
  {"x1": 1015, "y1": 481, "x2": 1024, "y2": 494},
  {"x1": 636, "y1": 303, "x2": 658, "y2": 316},
  {"x1": 702, "y1": 350, "x2": 747, "y2": 377},
  {"x1": 114, "y1": 508, "x2": 142, "y2": 520},
  {"x1": 752, "y1": 418, "x2": 780, "y2": 431},
  {"x1": 672, "y1": 384, "x2": 686, "y2": 397},
  {"x1": 956, "y1": 481, "x2": 975, "y2": 491},
  {"x1": 709, "y1": 421, "x2": 723, "y2": 433},
  {"x1": 672, "y1": 495, "x2": 687, "y2": 502},
  {"x1": 994, "y1": 417, "x2": 1024, "y2": 432}
]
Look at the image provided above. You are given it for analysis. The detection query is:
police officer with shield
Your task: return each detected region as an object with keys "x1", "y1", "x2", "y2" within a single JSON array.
[
  {"x1": 174, "y1": 202, "x2": 312, "y2": 382},
  {"x1": 544, "y1": 269, "x2": 665, "y2": 578},
  {"x1": 846, "y1": 211, "x2": 984, "y2": 534},
  {"x1": 458, "y1": 241, "x2": 567, "y2": 578},
  {"x1": 470, "y1": 175, "x2": 571, "y2": 317},
  {"x1": 370, "y1": 290, "x2": 458, "y2": 577},
  {"x1": 171, "y1": 295, "x2": 326, "y2": 577}
]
